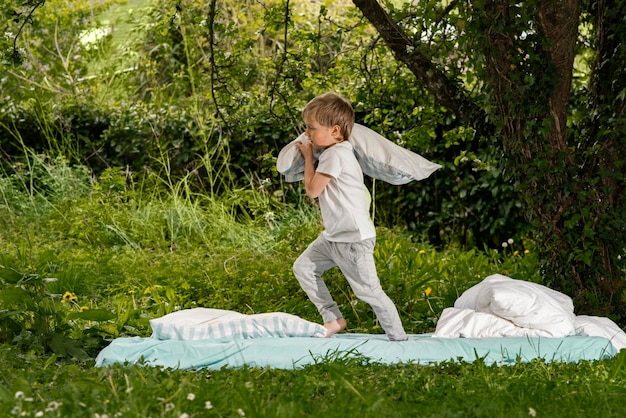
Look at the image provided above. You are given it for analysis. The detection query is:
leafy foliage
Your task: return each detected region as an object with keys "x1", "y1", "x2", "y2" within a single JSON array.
[
  {"x1": 2, "y1": 0, "x2": 624, "y2": 320},
  {"x1": 0, "y1": 0, "x2": 531, "y2": 250}
]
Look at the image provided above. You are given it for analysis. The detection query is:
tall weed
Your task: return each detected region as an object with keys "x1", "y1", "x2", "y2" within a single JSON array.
[{"x1": 0, "y1": 150, "x2": 91, "y2": 218}]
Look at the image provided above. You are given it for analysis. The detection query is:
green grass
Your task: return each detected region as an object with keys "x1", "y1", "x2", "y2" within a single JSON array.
[
  {"x1": 2, "y1": 348, "x2": 626, "y2": 417},
  {"x1": 1, "y1": 157, "x2": 625, "y2": 417}
]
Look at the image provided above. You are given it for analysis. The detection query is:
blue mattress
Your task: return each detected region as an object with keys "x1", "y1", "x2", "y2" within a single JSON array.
[{"x1": 95, "y1": 333, "x2": 616, "y2": 370}]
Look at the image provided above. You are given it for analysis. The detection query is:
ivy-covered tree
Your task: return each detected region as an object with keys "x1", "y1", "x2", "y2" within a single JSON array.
[{"x1": 353, "y1": 0, "x2": 625, "y2": 321}]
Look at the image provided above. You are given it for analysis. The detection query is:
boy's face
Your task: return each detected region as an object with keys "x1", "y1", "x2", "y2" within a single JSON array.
[{"x1": 304, "y1": 118, "x2": 341, "y2": 149}]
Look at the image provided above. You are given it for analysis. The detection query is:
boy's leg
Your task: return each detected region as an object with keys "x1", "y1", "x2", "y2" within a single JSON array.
[
  {"x1": 293, "y1": 235, "x2": 344, "y2": 325},
  {"x1": 335, "y1": 239, "x2": 408, "y2": 341}
]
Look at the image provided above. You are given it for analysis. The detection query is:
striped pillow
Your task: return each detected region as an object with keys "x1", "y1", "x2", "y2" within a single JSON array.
[{"x1": 150, "y1": 308, "x2": 328, "y2": 340}]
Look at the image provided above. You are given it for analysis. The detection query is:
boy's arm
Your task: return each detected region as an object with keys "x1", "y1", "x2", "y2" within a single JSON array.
[{"x1": 296, "y1": 141, "x2": 332, "y2": 199}]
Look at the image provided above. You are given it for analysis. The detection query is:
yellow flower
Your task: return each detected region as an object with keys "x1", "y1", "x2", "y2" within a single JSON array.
[
  {"x1": 513, "y1": 250, "x2": 519, "y2": 256},
  {"x1": 62, "y1": 291, "x2": 78, "y2": 303},
  {"x1": 80, "y1": 306, "x2": 89, "y2": 312},
  {"x1": 424, "y1": 287, "x2": 432, "y2": 297},
  {"x1": 524, "y1": 249, "x2": 530, "y2": 254}
]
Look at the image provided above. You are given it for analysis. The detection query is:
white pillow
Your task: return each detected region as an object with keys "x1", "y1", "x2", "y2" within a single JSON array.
[
  {"x1": 276, "y1": 134, "x2": 318, "y2": 183},
  {"x1": 454, "y1": 274, "x2": 576, "y2": 337},
  {"x1": 150, "y1": 308, "x2": 328, "y2": 340},
  {"x1": 276, "y1": 123, "x2": 441, "y2": 185}
]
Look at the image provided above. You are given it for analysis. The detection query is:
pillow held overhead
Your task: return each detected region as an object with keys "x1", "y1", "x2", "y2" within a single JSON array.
[{"x1": 276, "y1": 123, "x2": 442, "y2": 185}]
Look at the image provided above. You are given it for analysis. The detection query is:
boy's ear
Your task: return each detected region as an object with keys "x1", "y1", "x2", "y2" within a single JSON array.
[{"x1": 331, "y1": 124, "x2": 342, "y2": 138}]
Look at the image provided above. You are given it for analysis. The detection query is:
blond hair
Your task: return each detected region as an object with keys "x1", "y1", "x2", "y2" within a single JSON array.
[{"x1": 302, "y1": 93, "x2": 355, "y2": 140}]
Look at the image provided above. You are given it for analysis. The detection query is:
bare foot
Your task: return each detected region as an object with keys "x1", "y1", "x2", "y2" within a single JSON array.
[{"x1": 323, "y1": 318, "x2": 347, "y2": 338}]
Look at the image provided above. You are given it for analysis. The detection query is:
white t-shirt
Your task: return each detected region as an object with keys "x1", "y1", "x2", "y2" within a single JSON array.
[{"x1": 315, "y1": 141, "x2": 376, "y2": 242}]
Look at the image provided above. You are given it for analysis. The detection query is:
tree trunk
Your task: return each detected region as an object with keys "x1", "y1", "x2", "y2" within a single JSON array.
[{"x1": 579, "y1": 0, "x2": 626, "y2": 317}]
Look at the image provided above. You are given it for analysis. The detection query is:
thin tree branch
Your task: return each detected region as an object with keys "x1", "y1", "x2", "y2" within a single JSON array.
[
  {"x1": 9, "y1": 0, "x2": 46, "y2": 62},
  {"x1": 207, "y1": 0, "x2": 229, "y2": 132},
  {"x1": 434, "y1": 0, "x2": 460, "y2": 27},
  {"x1": 351, "y1": 0, "x2": 492, "y2": 136},
  {"x1": 268, "y1": 0, "x2": 290, "y2": 118}
]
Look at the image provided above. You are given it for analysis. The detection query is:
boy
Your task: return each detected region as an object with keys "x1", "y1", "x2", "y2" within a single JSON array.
[{"x1": 293, "y1": 92, "x2": 408, "y2": 341}]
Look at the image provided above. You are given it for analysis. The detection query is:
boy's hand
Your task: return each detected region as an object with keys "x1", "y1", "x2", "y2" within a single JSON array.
[
  {"x1": 296, "y1": 140, "x2": 314, "y2": 160},
  {"x1": 296, "y1": 139, "x2": 331, "y2": 198}
]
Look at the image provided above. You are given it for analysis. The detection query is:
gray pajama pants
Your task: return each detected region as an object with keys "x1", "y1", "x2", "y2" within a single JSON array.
[{"x1": 293, "y1": 234, "x2": 408, "y2": 341}]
